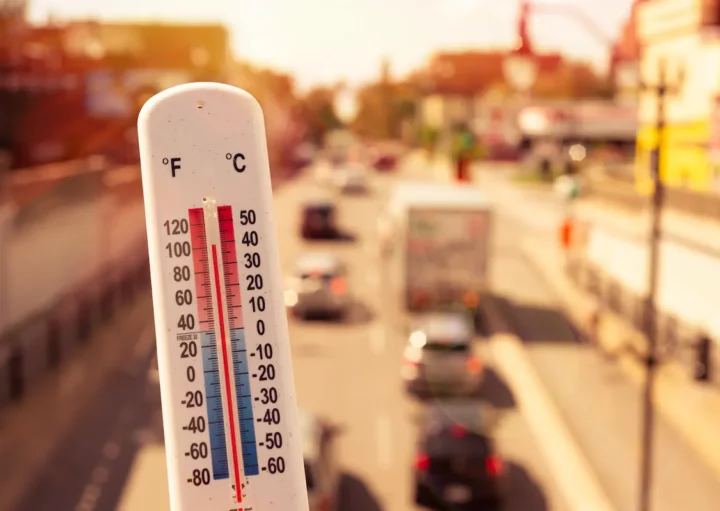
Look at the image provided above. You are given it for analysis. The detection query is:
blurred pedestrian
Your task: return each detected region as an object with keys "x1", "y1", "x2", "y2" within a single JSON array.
[{"x1": 451, "y1": 124, "x2": 476, "y2": 182}]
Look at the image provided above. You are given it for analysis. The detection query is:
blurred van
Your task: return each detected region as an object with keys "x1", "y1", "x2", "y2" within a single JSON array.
[{"x1": 379, "y1": 182, "x2": 492, "y2": 324}]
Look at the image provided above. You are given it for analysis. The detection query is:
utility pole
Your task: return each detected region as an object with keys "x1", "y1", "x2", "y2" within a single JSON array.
[{"x1": 637, "y1": 57, "x2": 683, "y2": 511}]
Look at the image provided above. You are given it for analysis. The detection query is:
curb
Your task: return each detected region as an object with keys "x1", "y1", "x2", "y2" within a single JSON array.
[{"x1": 519, "y1": 240, "x2": 720, "y2": 483}]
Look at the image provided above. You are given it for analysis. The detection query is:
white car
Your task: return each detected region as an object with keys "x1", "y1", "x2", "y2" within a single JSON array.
[
  {"x1": 402, "y1": 312, "x2": 484, "y2": 397},
  {"x1": 285, "y1": 253, "x2": 350, "y2": 319},
  {"x1": 301, "y1": 410, "x2": 342, "y2": 511},
  {"x1": 333, "y1": 163, "x2": 368, "y2": 193}
]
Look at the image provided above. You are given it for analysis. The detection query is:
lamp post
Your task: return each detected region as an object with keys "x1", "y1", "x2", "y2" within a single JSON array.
[
  {"x1": 637, "y1": 58, "x2": 683, "y2": 511},
  {"x1": 503, "y1": 0, "x2": 538, "y2": 97},
  {"x1": 503, "y1": 48, "x2": 537, "y2": 100},
  {"x1": 503, "y1": 0, "x2": 538, "y2": 165}
]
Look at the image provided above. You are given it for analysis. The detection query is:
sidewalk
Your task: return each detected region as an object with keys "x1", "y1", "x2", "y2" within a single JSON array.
[{"x1": 518, "y1": 213, "x2": 720, "y2": 485}]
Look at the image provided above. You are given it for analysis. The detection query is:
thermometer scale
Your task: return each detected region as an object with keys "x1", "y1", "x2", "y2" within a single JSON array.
[{"x1": 138, "y1": 83, "x2": 308, "y2": 511}]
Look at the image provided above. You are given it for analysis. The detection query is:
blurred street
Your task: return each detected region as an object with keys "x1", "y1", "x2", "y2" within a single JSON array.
[
  {"x1": 4, "y1": 1, "x2": 720, "y2": 509},
  {"x1": 0, "y1": 159, "x2": 566, "y2": 511},
  {"x1": 1, "y1": 155, "x2": 719, "y2": 511}
]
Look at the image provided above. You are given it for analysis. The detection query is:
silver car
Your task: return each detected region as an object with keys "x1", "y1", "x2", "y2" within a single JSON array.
[
  {"x1": 402, "y1": 312, "x2": 484, "y2": 397},
  {"x1": 333, "y1": 163, "x2": 368, "y2": 193},
  {"x1": 301, "y1": 410, "x2": 342, "y2": 511},
  {"x1": 285, "y1": 253, "x2": 349, "y2": 319}
]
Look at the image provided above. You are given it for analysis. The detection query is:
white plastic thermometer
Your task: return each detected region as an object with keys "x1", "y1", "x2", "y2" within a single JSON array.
[{"x1": 137, "y1": 83, "x2": 308, "y2": 511}]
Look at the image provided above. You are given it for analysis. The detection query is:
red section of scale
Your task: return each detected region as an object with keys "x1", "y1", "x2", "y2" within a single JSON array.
[
  {"x1": 188, "y1": 208, "x2": 213, "y2": 333},
  {"x1": 218, "y1": 206, "x2": 243, "y2": 329}
]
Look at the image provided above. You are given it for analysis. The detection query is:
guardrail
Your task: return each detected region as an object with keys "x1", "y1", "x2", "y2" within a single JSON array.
[
  {"x1": 0, "y1": 158, "x2": 150, "y2": 410},
  {"x1": 585, "y1": 172, "x2": 720, "y2": 221}
]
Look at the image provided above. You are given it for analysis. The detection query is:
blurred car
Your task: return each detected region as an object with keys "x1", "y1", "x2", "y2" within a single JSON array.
[
  {"x1": 293, "y1": 142, "x2": 317, "y2": 168},
  {"x1": 413, "y1": 402, "x2": 507, "y2": 510},
  {"x1": 401, "y1": 312, "x2": 483, "y2": 396},
  {"x1": 301, "y1": 410, "x2": 342, "y2": 511},
  {"x1": 372, "y1": 153, "x2": 398, "y2": 171},
  {"x1": 301, "y1": 200, "x2": 339, "y2": 239},
  {"x1": 285, "y1": 252, "x2": 349, "y2": 319},
  {"x1": 333, "y1": 163, "x2": 368, "y2": 194}
]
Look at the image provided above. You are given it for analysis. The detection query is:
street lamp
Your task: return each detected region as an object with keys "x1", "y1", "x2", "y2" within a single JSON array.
[
  {"x1": 636, "y1": 58, "x2": 684, "y2": 511},
  {"x1": 503, "y1": 47, "x2": 537, "y2": 96},
  {"x1": 334, "y1": 86, "x2": 358, "y2": 125},
  {"x1": 503, "y1": 0, "x2": 537, "y2": 96}
]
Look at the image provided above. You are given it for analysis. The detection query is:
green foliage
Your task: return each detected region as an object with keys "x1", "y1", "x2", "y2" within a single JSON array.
[
  {"x1": 352, "y1": 80, "x2": 420, "y2": 140},
  {"x1": 419, "y1": 125, "x2": 439, "y2": 148}
]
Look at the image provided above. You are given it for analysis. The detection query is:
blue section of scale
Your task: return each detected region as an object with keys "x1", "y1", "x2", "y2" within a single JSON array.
[
  {"x1": 200, "y1": 330, "x2": 229, "y2": 479},
  {"x1": 231, "y1": 328, "x2": 259, "y2": 476}
]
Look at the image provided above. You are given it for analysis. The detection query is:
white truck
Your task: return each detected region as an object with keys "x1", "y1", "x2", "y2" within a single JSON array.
[{"x1": 380, "y1": 182, "x2": 492, "y2": 315}]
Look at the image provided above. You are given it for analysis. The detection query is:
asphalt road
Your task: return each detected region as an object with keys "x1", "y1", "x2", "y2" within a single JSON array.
[
  {"x1": 481, "y1": 167, "x2": 720, "y2": 511},
  {"x1": 1, "y1": 159, "x2": 568, "y2": 511}
]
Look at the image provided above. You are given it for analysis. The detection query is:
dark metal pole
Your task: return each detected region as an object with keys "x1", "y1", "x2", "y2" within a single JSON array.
[{"x1": 638, "y1": 58, "x2": 669, "y2": 511}]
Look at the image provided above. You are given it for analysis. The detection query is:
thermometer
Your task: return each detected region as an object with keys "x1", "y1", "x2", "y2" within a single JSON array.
[{"x1": 137, "y1": 83, "x2": 308, "y2": 511}]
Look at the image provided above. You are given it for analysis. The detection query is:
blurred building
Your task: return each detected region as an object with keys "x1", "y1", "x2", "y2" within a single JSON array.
[
  {"x1": 416, "y1": 51, "x2": 609, "y2": 158},
  {"x1": 229, "y1": 61, "x2": 306, "y2": 179},
  {"x1": 3, "y1": 20, "x2": 230, "y2": 168},
  {"x1": 635, "y1": 0, "x2": 720, "y2": 192},
  {"x1": 418, "y1": 51, "x2": 560, "y2": 136}
]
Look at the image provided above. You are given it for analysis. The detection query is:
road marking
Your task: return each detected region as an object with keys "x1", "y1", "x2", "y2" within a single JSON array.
[
  {"x1": 490, "y1": 333, "x2": 616, "y2": 511},
  {"x1": 375, "y1": 415, "x2": 393, "y2": 469},
  {"x1": 103, "y1": 441, "x2": 121, "y2": 460},
  {"x1": 73, "y1": 440, "x2": 124, "y2": 511},
  {"x1": 369, "y1": 323, "x2": 386, "y2": 356},
  {"x1": 74, "y1": 483, "x2": 102, "y2": 511}
]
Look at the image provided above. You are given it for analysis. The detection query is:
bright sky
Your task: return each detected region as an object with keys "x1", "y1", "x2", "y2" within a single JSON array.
[{"x1": 27, "y1": 0, "x2": 634, "y2": 91}]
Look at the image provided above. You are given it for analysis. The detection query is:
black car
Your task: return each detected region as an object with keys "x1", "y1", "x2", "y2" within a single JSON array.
[
  {"x1": 301, "y1": 201, "x2": 339, "y2": 239},
  {"x1": 413, "y1": 402, "x2": 506, "y2": 510}
]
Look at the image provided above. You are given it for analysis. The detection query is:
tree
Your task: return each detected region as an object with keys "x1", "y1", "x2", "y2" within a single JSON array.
[
  {"x1": 295, "y1": 86, "x2": 342, "y2": 145},
  {"x1": 230, "y1": 61, "x2": 306, "y2": 178},
  {"x1": 352, "y1": 80, "x2": 418, "y2": 140},
  {"x1": 0, "y1": 0, "x2": 28, "y2": 168},
  {"x1": 532, "y1": 61, "x2": 613, "y2": 100}
]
